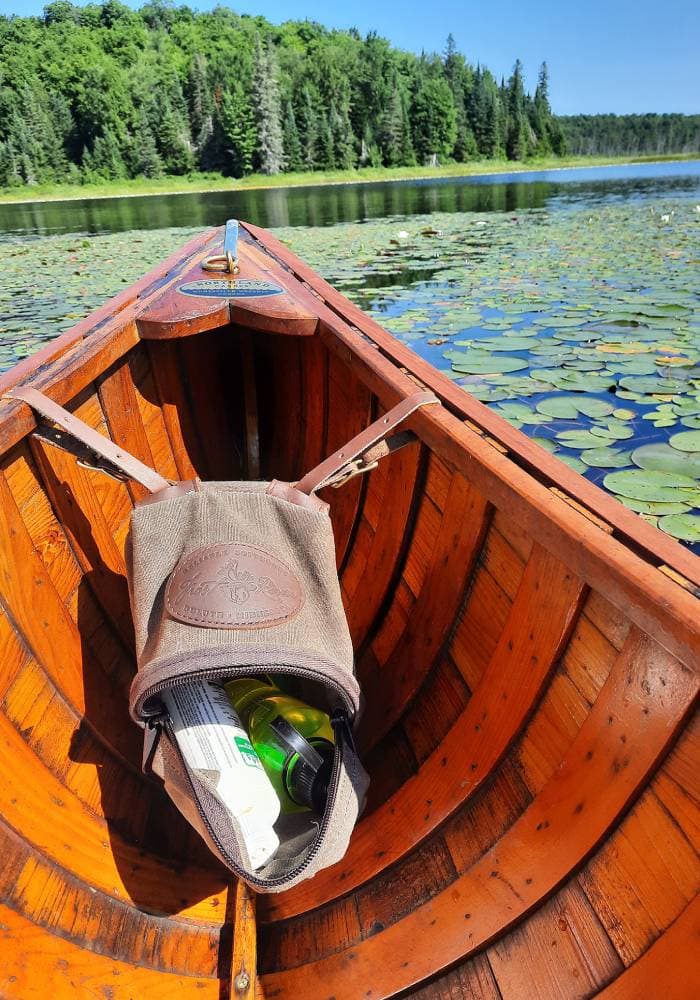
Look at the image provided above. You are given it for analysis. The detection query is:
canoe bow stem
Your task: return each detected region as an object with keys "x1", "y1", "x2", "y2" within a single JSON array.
[{"x1": 202, "y1": 219, "x2": 240, "y2": 274}]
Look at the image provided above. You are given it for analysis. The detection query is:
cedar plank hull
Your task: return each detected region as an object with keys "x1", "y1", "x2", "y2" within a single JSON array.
[{"x1": 0, "y1": 223, "x2": 697, "y2": 999}]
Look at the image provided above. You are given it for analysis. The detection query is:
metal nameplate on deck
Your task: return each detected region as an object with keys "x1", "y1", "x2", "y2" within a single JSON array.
[{"x1": 178, "y1": 279, "x2": 283, "y2": 298}]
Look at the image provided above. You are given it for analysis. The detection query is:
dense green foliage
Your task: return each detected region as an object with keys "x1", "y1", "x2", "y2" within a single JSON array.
[
  {"x1": 0, "y1": 1, "x2": 567, "y2": 186},
  {"x1": 560, "y1": 114, "x2": 700, "y2": 157},
  {"x1": 1, "y1": 2, "x2": 697, "y2": 189}
]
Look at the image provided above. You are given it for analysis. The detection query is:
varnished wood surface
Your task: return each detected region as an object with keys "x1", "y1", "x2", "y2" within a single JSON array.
[{"x1": 0, "y1": 221, "x2": 697, "y2": 999}]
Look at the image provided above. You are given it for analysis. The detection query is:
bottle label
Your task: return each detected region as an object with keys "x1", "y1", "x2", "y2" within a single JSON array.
[{"x1": 235, "y1": 735, "x2": 264, "y2": 769}]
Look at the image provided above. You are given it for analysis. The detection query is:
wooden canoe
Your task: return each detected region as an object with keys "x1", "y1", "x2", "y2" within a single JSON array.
[{"x1": 0, "y1": 221, "x2": 697, "y2": 1000}]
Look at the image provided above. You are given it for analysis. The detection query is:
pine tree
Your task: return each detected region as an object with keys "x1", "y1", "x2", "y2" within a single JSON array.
[
  {"x1": 252, "y1": 38, "x2": 285, "y2": 175},
  {"x1": 187, "y1": 53, "x2": 214, "y2": 154},
  {"x1": 331, "y1": 102, "x2": 355, "y2": 169},
  {"x1": 131, "y1": 116, "x2": 163, "y2": 177},
  {"x1": 297, "y1": 87, "x2": 320, "y2": 171},
  {"x1": 379, "y1": 86, "x2": 404, "y2": 166},
  {"x1": 157, "y1": 106, "x2": 195, "y2": 174},
  {"x1": 219, "y1": 85, "x2": 256, "y2": 176},
  {"x1": 282, "y1": 100, "x2": 302, "y2": 172},
  {"x1": 412, "y1": 76, "x2": 457, "y2": 163},
  {"x1": 315, "y1": 112, "x2": 334, "y2": 169}
]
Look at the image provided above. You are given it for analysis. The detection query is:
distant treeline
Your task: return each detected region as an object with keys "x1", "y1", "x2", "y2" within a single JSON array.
[
  {"x1": 559, "y1": 114, "x2": 700, "y2": 158},
  {"x1": 0, "y1": 2, "x2": 697, "y2": 189}
]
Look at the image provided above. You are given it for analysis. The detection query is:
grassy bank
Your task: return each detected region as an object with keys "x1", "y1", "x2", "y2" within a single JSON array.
[{"x1": 1, "y1": 153, "x2": 698, "y2": 205}]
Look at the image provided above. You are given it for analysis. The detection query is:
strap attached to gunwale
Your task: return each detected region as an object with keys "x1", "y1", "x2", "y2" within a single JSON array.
[
  {"x1": 6, "y1": 386, "x2": 171, "y2": 493},
  {"x1": 6, "y1": 385, "x2": 440, "y2": 494}
]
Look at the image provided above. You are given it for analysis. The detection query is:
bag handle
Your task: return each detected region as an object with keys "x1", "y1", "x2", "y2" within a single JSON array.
[
  {"x1": 6, "y1": 385, "x2": 439, "y2": 494},
  {"x1": 296, "y1": 390, "x2": 440, "y2": 494}
]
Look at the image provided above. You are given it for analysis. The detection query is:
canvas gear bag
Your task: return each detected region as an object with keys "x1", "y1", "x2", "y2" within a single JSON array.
[{"x1": 8, "y1": 384, "x2": 439, "y2": 891}]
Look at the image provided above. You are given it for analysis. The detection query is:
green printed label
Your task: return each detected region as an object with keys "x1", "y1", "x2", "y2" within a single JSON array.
[{"x1": 235, "y1": 735, "x2": 263, "y2": 768}]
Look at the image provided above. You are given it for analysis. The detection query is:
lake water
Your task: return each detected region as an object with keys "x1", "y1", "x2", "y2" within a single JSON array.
[
  {"x1": 2, "y1": 160, "x2": 700, "y2": 236},
  {"x1": 1, "y1": 160, "x2": 699, "y2": 548}
]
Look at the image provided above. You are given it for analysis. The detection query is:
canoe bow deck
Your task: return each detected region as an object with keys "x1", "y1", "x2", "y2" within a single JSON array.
[{"x1": 0, "y1": 222, "x2": 697, "y2": 999}]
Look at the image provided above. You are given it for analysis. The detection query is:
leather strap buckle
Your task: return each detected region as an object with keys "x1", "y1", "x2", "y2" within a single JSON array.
[{"x1": 328, "y1": 456, "x2": 380, "y2": 489}]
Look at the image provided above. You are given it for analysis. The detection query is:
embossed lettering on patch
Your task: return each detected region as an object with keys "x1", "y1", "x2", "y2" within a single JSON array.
[{"x1": 165, "y1": 543, "x2": 304, "y2": 629}]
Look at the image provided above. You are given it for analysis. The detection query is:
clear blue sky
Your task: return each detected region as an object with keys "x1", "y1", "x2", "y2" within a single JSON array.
[{"x1": 2, "y1": 0, "x2": 699, "y2": 115}]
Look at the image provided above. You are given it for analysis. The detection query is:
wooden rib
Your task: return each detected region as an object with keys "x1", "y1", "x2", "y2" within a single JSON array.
[
  {"x1": 145, "y1": 340, "x2": 201, "y2": 480},
  {"x1": 343, "y1": 440, "x2": 422, "y2": 647},
  {"x1": 29, "y1": 431, "x2": 134, "y2": 650},
  {"x1": 358, "y1": 474, "x2": 490, "y2": 751},
  {"x1": 0, "y1": 471, "x2": 139, "y2": 766},
  {"x1": 297, "y1": 334, "x2": 328, "y2": 480},
  {"x1": 405, "y1": 953, "x2": 501, "y2": 999},
  {"x1": 0, "y1": 822, "x2": 220, "y2": 976},
  {"x1": 596, "y1": 897, "x2": 700, "y2": 999},
  {"x1": 579, "y1": 786, "x2": 700, "y2": 964},
  {"x1": 127, "y1": 346, "x2": 180, "y2": 482},
  {"x1": 486, "y1": 883, "x2": 623, "y2": 998},
  {"x1": 239, "y1": 332, "x2": 260, "y2": 480},
  {"x1": 320, "y1": 352, "x2": 372, "y2": 568},
  {"x1": 266, "y1": 544, "x2": 584, "y2": 921},
  {"x1": 97, "y1": 356, "x2": 157, "y2": 503},
  {"x1": 178, "y1": 330, "x2": 241, "y2": 481},
  {"x1": 259, "y1": 334, "x2": 303, "y2": 483},
  {"x1": 0, "y1": 701, "x2": 227, "y2": 922},
  {"x1": 230, "y1": 880, "x2": 258, "y2": 999},
  {"x1": 0, "y1": 902, "x2": 220, "y2": 998},
  {"x1": 260, "y1": 630, "x2": 698, "y2": 998}
]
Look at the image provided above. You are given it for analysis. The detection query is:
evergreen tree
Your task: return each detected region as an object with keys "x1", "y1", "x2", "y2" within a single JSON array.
[
  {"x1": 131, "y1": 115, "x2": 163, "y2": 177},
  {"x1": 331, "y1": 102, "x2": 355, "y2": 170},
  {"x1": 187, "y1": 53, "x2": 214, "y2": 154},
  {"x1": 282, "y1": 99, "x2": 302, "y2": 172},
  {"x1": 379, "y1": 84, "x2": 404, "y2": 166},
  {"x1": 297, "y1": 87, "x2": 320, "y2": 171},
  {"x1": 219, "y1": 85, "x2": 256, "y2": 176},
  {"x1": 252, "y1": 38, "x2": 285, "y2": 175},
  {"x1": 412, "y1": 76, "x2": 457, "y2": 163}
]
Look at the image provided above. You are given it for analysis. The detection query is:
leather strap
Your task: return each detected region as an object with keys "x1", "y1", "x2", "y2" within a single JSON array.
[
  {"x1": 6, "y1": 386, "x2": 171, "y2": 493},
  {"x1": 296, "y1": 391, "x2": 440, "y2": 494}
]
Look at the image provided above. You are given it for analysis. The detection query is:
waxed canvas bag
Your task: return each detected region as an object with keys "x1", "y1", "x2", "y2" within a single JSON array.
[{"x1": 9, "y1": 385, "x2": 438, "y2": 891}]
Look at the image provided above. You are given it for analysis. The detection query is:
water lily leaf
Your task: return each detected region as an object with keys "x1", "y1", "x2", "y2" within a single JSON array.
[
  {"x1": 456, "y1": 336, "x2": 539, "y2": 351},
  {"x1": 620, "y1": 497, "x2": 691, "y2": 515},
  {"x1": 681, "y1": 416, "x2": 700, "y2": 429},
  {"x1": 603, "y1": 469, "x2": 700, "y2": 504},
  {"x1": 556, "y1": 430, "x2": 608, "y2": 449},
  {"x1": 658, "y1": 513, "x2": 700, "y2": 541},
  {"x1": 535, "y1": 396, "x2": 579, "y2": 419},
  {"x1": 575, "y1": 398, "x2": 615, "y2": 418},
  {"x1": 618, "y1": 376, "x2": 684, "y2": 395},
  {"x1": 631, "y1": 443, "x2": 700, "y2": 477},
  {"x1": 531, "y1": 437, "x2": 559, "y2": 453},
  {"x1": 580, "y1": 448, "x2": 632, "y2": 468},
  {"x1": 448, "y1": 352, "x2": 529, "y2": 375},
  {"x1": 669, "y1": 430, "x2": 700, "y2": 452},
  {"x1": 558, "y1": 455, "x2": 587, "y2": 473},
  {"x1": 590, "y1": 423, "x2": 634, "y2": 441},
  {"x1": 612, "y1": 408, "x2": 636, "y2": 420}
]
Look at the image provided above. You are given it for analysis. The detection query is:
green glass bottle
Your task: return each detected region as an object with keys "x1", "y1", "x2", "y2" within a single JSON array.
[{"x1": 224, "y1": 677, "x2": 335, "y2": 814}]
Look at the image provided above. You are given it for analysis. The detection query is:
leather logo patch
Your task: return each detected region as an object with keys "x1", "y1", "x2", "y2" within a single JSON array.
[{"x1": 165, "y1": 543, "x2": 304, "y2": 629}]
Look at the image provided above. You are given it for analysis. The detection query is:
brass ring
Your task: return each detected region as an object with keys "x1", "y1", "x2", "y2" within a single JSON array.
[{"x1": 202, "y1": 252, "x2": 240, "y2": 274}]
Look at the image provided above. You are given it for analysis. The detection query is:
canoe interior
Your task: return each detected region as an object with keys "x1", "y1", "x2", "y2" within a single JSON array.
[{"x1": 0, "y1": 225, "x2": 697, "y2": 999}]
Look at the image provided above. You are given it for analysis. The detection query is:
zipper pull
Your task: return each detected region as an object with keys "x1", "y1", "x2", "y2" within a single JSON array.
[
  {"x1": 330, "y1": 708, "x2": 357, "y2": 755},
  {"x1": 142, "y1": 714, "x2": 165, "y2": 773}
]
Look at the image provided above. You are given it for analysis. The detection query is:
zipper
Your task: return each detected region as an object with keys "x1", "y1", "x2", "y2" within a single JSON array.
[
  {"x1": 159, "y1": 706, "x2": 351, "y2": 888},
  {"x1": 137, "y1": 662, "x2": 355, "y2": 720}
]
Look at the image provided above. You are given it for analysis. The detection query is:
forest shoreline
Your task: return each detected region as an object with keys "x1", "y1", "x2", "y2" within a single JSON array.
[{"x1": 2, "y1": 152, "x2": 698, "y2": 207}]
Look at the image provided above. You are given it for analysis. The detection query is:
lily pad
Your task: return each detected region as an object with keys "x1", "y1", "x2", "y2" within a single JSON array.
[
  {"x1": 603, "y1": 469, "x2": 700, "y2": 504},
  {"x1": 618, "y1": 376, "x2": 684, "y2": 395},
  {"x1": 620, "y1": 497, "x2": 692, "y2": 515},
  {"x1": 535, "y1": 396, "x2": 579, "y2": 419},
  {"x1": 669, "y1": 430, "x2": 700, "y2": 452},
  {"x1": 580, "y1": 448, "x2": 632, "y2": 468},
  {"x1": 631, "y1": 442, "x2": 700, "y2": 477},
  {"x1": 658, "y1": 513, "x2": 700, "y2": 541}
]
